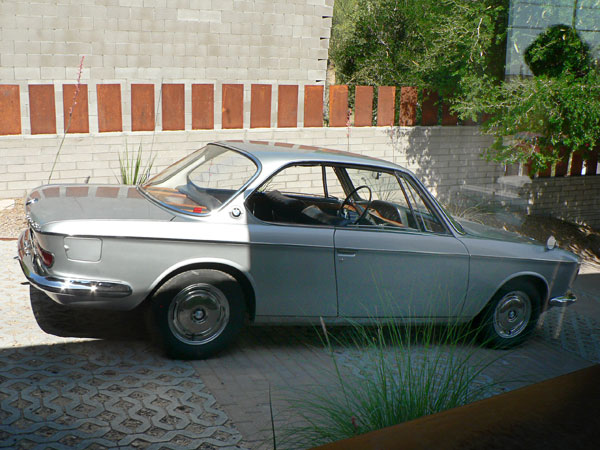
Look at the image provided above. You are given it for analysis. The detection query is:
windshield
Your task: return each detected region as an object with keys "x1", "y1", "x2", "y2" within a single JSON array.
[{"x1": 142, "y1": 144, "x2": 258, "y2": 215}]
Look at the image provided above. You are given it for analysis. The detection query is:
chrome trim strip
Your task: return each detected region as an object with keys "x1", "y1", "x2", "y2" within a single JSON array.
[
  {"x1": 469, "y1": 254, "x2": 573, "y2": 264},
  {"x1": 549, "y1": 292, "x2": 577, "y2": 307},
  {"x1": 17, "y1": 230, "x2": 132, "y2": 299}
]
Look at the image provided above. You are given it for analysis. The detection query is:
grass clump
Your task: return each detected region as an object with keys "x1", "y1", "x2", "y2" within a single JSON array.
[
  {"x1": 118, "y1": 142, "x2": 155, "y2": 185},
  {"x1": 278, "y1": 319, "x2": 502, "y2": 449}
]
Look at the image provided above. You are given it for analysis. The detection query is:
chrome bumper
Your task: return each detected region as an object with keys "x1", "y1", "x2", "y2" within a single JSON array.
[
  {"x1": 17, "y1": 230, "x2": 132, "y2": 299},
  {"x1": 549, "y1": 292, "x2": 577, "y2": 307}
]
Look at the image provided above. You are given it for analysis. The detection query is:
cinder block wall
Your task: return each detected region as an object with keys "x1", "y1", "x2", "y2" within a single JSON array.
[
  {"x1": 529, "y1": 176, "x2": 600, "y2": 228},
  {"x1": 0, "y1": 0, "x2": 333, "y2": 131},
  {"x1": 0, "y1": 126, "x2": 501, "y2": 200}
]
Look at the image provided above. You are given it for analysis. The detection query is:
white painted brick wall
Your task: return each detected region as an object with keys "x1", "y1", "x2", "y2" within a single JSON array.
[
  {"x1": 0, "y1": 126, "x2": 504, "y2": 201},
  {"x1": 527, "y1": 176, "x2": 600, "y2": 228},
  {"x1": 0, "y1": 0, "x2": 332, "y2": 129}
]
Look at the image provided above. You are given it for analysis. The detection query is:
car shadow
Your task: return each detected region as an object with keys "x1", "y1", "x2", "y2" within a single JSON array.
[{"x1": 29, "y1": 285, "x2": 149, "y2": 341}]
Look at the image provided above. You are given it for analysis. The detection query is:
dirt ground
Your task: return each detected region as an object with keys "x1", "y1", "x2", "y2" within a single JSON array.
[{"x1": 0, "y1": 199, "x2": 26, "y2": 240}]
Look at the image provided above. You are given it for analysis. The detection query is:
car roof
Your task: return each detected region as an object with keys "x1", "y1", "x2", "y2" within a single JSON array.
[{"x1": 217, "y1": 140, "x2": 406, "y2": 172}]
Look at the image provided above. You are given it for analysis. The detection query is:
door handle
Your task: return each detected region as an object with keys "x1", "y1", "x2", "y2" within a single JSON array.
[{"x1": 337, "y1": 249, "x2": 356, "y2": 259}]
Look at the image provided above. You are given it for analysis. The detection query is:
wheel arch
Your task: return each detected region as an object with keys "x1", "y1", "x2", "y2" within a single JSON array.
[
  {"x1": 475, "y1": 272, "x2": 549, "y2": 320},
  {"x1": 146, "y1": 259, "x2": 257, "y2": 321}
]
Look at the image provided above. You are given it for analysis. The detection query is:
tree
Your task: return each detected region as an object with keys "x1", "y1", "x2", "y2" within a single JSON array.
[
  {"x1": 329, "y1": 0, "x2": 509, "y2": 97},
  {"x1": 454, "y1": 25, "x2": 600, "y2": 172},
  {"x1": 330, "y1": 1, "x2": 600, "y2": 172}
]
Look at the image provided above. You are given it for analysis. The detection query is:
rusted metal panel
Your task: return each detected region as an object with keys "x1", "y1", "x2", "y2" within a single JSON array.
[
  {"x1": 277, "y1": 85, "x2": 298, "y2": 127},
  {"x1": 421, "y1": 90, "x2": 439, "y2": 126},
  {"x1": 222, "y1": 84, "x2": 244, "y2": 129},
  {"x1": 131, "y1": 84, "x2": 155, "y2": 132},
  {"x1": 162, "y1": 83, "x2": 185, "y2": 131},
  {"x1": 585, "y1": 148, "x2": 598, "y2": 176},
  {"x1": 66, "y1": 186, "x2": 89, "y2": 197},
  {"x1": 329, "y1": 85, "x2": 349, "y2": 127},
  {"x1": 441, "y1": 102, "x2": 458, "y2": 126},
  {"x1": 354, "y1": 86, "x2": 373, "y2": 127},
  {"x1": 42, "y1": 187, "x2": 59, "y2": 198},
  {"x1": 63, "y1": 84, "x2": 89, "y2": 134},
  {"x1": 570, "y1": 151, "x2": 583, "y2": 176},
  {"x1": 250, "y1": 84, "x2": 272, "y2": 128},
  {"x1": 377, "y1": 86, "x2": 395, "y2": 126},
  {"x1": 538, "y1": 161, "x2": 552, "y2": 178},
  {"x1": 96, "y1": 186, "x2": 120, "y2": 198},
  {"x1": 96, "y1": 84, "x2": 122, "y2": 133},
  {"x1": 312, "y1": 365, "x2": 600, "y2": 450},
  {"x1": 29, "y1": 85, "x2": 56, "y2": 135},
  {"x1": 303, "y1": 85, "x2": 324, "y2": 127},
  {"x1": 399, "y1": 86, "x2": 417, "y2": 126},
  {"x1": 0, "y1": 85, "x2": 21, "y2": 135},
  {"x1": 554, "y1": 147, "x2": 570, "y2": 177},
  {"x1": 192, "y1": 84, "x2": 214, "y2": 130},
  {"x1": 127, "y1": 187, "x2": 142, "y2": 198}
]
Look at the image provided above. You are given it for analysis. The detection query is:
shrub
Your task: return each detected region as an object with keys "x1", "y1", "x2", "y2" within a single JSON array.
[
  {"x1": 277, "y1": 319, "x2": 502, "y2": 449},
  {"x1": 524, "y1": 24, "x2": 591, "y2": 78}
]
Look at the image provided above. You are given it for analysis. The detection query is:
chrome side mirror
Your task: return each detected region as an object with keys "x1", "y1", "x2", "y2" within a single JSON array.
[{"x1": 546, "y1": 235, "x2": 557, "y2": 251}]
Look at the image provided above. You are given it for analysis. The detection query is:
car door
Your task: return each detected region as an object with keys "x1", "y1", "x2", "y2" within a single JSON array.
[
  {"x1": 333, "y1": 169, "x2": 469, "y2": 319},
  {"x1": 245, "y1": 163, "x2": 338, "y2": 317}
]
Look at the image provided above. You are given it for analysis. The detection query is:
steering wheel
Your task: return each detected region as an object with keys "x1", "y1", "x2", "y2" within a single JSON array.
[{"x1": 338, "y1": 185, "x2": 373, "y2": 224}]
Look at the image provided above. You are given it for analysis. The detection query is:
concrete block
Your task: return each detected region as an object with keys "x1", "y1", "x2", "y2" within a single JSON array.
[
  {"x1": 15, "y1": 67, "x2": 41, "y2": 80},
  {"x1": 190, "y1": 0, "x2": 211, "y2": 8}
]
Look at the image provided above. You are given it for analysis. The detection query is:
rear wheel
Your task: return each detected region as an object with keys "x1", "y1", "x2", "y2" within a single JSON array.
[
  {"x1": 478, "y1": 281, "x2": 541, "y2": 349},
  {"x1": 150, "y1": 269, "x2": 245, "y2": 359}
]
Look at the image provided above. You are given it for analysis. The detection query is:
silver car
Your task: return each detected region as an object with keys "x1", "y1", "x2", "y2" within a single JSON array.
[{"x1": 17, "y1": 141, "x2": 579, "y2": 358}]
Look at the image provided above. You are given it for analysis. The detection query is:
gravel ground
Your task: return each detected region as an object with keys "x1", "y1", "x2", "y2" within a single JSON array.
[{"x1": 0, "y1": 199, "x2": 27, "y2": 239}]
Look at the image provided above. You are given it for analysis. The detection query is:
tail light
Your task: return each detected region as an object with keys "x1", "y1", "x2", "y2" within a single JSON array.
[{"x1": 34, "y1": 239, "x2": 54, "y2": 267}]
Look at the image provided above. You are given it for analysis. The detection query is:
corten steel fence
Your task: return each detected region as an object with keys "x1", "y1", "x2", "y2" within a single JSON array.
[{"x1": 0, "y1": 82, "x2": 597, "y2": 177}]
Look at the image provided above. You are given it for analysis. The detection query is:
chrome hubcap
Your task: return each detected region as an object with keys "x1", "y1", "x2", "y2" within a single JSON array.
[
  {"x1": 493, "y1": 291, "x2": 532, "y2": 338},
  {"x1": 168, "y1": 283, "x2": 229, "y2": 345}
]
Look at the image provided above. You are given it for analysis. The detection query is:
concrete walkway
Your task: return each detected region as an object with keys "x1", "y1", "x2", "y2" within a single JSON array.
[{"x1": 0, "y1": 239, "x2": 598, "y2": 449}]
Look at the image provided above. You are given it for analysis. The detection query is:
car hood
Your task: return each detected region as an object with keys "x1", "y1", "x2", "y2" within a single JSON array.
[
  {"x1": 456, "y1": 218, "x2": 537, "y2": 245},
  {"x1": 25, "y1": 184, "x2": 174, "y2": 231}
]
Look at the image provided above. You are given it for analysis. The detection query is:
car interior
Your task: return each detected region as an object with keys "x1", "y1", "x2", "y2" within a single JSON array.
[{"x1": 245, "y1": 163, "x2": 446, "y2": 232}]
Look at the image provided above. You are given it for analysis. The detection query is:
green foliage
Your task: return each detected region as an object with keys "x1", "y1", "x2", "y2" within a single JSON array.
[
  {"x1": 331, "y1": 1, "x2": 600, "y2": 169},
  {"x1": 278, "y1": 319, "x2": 501, "y2": 449},
  {"x1": 118, "y1": 143, "x2": 155, "y2": 185},
  {"x1": 453, "y1": 22, "x2": 600, "y2": 172},
  {"x1": 524, "y1": 24, "x2": 591, "y2": 78},
  {"x1": 455, "y1": 69, "x2": 600, "y2": 172},
  {"x1": 330, "y1": 0, "x2": 509, "y2": 97}
]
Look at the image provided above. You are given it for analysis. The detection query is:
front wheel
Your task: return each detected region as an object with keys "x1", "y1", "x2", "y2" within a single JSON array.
[
  {"x1": 478, "y1": 281, "x2": 541, "y2": 349},
  {"x1": 150, "y1": 269, "x2": 246, "y2": 359}
]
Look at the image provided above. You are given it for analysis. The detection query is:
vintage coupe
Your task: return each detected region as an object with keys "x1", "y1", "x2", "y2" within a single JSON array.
[{"x1": 18, "y1": 141, "x2": 579, "y2": 358}]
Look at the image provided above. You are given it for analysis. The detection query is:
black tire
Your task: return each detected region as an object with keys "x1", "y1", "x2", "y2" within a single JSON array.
[
  {"x1": 477, "y1": 280, "x2": 541, "y2": 349},
  {"x1": 150, "y1": 269, "x2": 246, "y2": 359}
]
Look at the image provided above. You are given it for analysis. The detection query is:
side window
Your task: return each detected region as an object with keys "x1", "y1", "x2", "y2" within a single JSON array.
[
  {"x1": 258, "y1": 164, "x2": 324, "y2": 197},
  {"x1": 345, "y1": 168, "x2": 405, "y2": 203},
  {"x1": 325, "y1": 166, "x2": 346, "y2": 199},
  {"x1": 399, "y1": 175, "x2": 446, "y2": 233},
  {"x1": 341, "y1": 166, "x2": 447, "y2": 233}
]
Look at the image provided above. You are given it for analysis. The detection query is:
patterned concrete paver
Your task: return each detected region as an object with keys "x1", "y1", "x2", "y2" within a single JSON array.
[
  {"x1": 1, "y1": 238, "x2": 599, "y2": 450},
  {"x1": 0, "y1": 241, "x2": 246, "y2": 450}
]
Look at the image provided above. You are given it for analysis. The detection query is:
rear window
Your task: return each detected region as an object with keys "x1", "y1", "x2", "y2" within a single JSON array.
[{"x1": 142, "y1": 144, "x2": 258, "y2": 214}]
